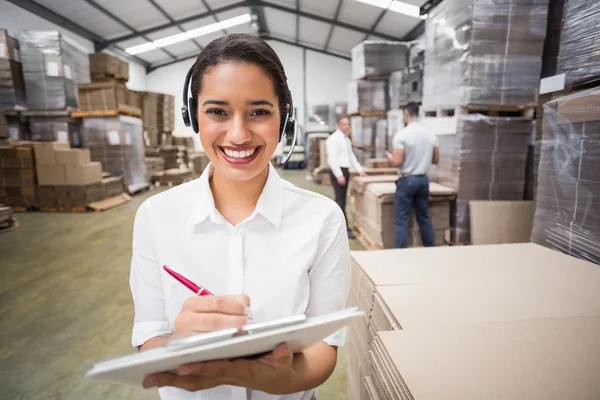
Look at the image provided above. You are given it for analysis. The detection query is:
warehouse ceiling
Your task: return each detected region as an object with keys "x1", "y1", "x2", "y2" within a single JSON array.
[{"x1": 10, "y1": 0, "x2": 435, "y2": 72}]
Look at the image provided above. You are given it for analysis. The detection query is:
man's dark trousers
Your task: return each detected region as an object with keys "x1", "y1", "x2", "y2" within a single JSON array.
[
  {"x1": 394, "y1": 175, "x2": 435, "y2": 248},
  {"x1": 331, "y1": 167, "x2": 351, "y2": 229}
]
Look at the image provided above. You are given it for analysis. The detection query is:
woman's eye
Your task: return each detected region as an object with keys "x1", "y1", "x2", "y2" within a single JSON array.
[
  {"x1": 250, "y1": 109, "x2": 271, "y2": 117},
  {"x1": 207, "y1": 109, "x2": 227, "y2": 116}
]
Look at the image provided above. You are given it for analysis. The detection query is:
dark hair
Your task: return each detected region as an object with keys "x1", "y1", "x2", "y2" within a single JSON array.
[
  {"x1": 190, "y1": 34, "x2": 290, "y2": 118},
  {"x1": 403, "y1": 101, "x2": 419, "y2": 117}
]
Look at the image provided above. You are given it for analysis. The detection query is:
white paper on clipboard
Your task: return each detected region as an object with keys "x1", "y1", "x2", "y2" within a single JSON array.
[{"x1": 86, "y1": 307, "x2": 362, "y2": 387}]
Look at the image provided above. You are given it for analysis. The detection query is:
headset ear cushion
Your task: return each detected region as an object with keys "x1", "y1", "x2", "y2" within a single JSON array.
[{"x1": 189, "y1": 97, "x2": 199, "y2": 133}]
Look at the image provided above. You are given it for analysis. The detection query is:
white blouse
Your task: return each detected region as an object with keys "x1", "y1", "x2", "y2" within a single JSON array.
[{"x1": 130, "y1": 162, "x2": 351, "y2": 400}]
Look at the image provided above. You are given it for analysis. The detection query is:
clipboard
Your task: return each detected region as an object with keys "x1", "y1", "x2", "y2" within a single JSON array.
[{"x1": 86, "y1": 307, "x2": 363, "y2": 386}]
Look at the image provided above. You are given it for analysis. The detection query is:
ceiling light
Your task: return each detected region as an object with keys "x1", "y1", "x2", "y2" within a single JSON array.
[
  {"x1": 125, "y1": 13, "x2": 252, "y2": 55},
  {"x1": 354, "y1": 0, "x2": 425, "y2": 19}
]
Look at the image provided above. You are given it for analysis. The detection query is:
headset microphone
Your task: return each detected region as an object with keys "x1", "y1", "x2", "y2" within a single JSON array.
[{"x1": 182, "y1": 65, "x2": 297, "y2": 169}]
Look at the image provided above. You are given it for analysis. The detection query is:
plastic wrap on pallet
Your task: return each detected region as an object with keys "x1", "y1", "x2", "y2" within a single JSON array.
[
  {"x1": 80, "y1": 115, "x2": 147, "y2": 193},
  {"x1": 374, "y1": 119, "x2": 388, "y2": 158},
  {"x1": 0, "y1": 31, "x2": 26, "y2": 108},
  {"x1": 389, "y1": 67, "x2": 423, "y2": 109},
  {"x1": 29, "y1": 116, "x2": 82, "y2": 147},
  {"x1": 387, "y1": 109, "x2": 405, "y2": 152},
  {"x1": 437, "y1": 115, "x2": 532, "y2": 243},
  {"x1": 409, "y1": 39, "x2": 425, "y2": 69},
  {"x1": 556, "y1": 0, "x2": 600, "y2": 85},
  {"x1": 422, "y1": 0, "x2": 548, "y2": 110},
  {"x1": 531, "y1": 88, "x2": 600, "y2": 265},
  {"x1": 16, "y1": 31, "x2": 89, "y2": 110},
  {"x1": 347, "y1": 80, "x2": 387, "y2": 114},
  {"x1": 351, "y1": 41, "x2": 409, "y2": 80}
]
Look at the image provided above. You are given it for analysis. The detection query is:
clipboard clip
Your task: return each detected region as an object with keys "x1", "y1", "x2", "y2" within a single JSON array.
[{"x1": 166, "y1": 314, "x2": 307, "y2": 352}]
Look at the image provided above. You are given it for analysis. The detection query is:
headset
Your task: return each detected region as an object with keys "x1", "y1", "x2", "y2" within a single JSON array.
[{"x1": 181, "y1": 66, "x2": 298, "y2": 168}]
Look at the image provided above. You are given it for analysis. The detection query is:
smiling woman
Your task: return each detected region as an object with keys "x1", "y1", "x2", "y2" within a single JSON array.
[{"x1": 129, "y1": 34, "x2": 351, "y2": 400}]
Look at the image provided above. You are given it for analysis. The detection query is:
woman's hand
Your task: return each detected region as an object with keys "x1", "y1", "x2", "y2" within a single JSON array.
[
  {"x1": 173, "y1": 294, "x2": 250, "y2": 337},
  {"x1": 142, "y1": 343, "x2": 298, "y2": 394}
]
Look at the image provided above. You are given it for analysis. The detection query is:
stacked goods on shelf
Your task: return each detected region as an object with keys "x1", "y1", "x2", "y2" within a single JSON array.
[
  {"x1": 139, "y1": 92, "x2": 175, "y2": 146},
  {"x1": 88, "y1": 53, "x2": 129, "y2": 83},
  {"x1": 348, "y1": 244, "x2": 600, "y2": 400},
  {"x1": 352, "y1": 177, "x2": 454, "y2": 248},
  {"x1": 77, "y1": 82, "x2": 141, "y2": 116},
  {"x1": 190, "y1": 152, "x2": 209, "y2": 178},
  {"x1": 531, "y1": 88, "x2": 600, "y2": 265},
  {"x1": 0, "y1": 143, "x2": 36, "y2": 207},
  {"x1": 158, "y1": 146, "x2": 180, "y2": 170},
  {"x1": 386, "y1": 109, "x2": 404, "y2": 152},
  {"x1": 422, "y1": 0, "x2": 548, "y2": 110},
  {"x1": 350, "y1": 116, "x2": 387, "y2": 163},
  {"x1": 17, "y1": 31, "x2": 90, "y2": 110},
  {"x1": 80, "y1": 116, "x2": 147, "y2": 194},
  {"x1": 437, "y1": 116, "x2": 532, "y2": 244},
  {"x1": 144, "y1": 157, "x2": 165, "y2": 184},
  {"x1": 556, "y1": 0, "x2": 600, "y2": 86},
  {"x1": 0, "y1": 29, "x2": 26, "y2": 109},
  {"x1": 351, "y1": 41, "x2": 409, "y2": 80},
  {"x1": 172, "y1": 136, "x2": 194, "y2": 150},
  {"x1": 28, "y1": 115, "x2": 81, "y2": 147},
  {"x1": 388, "y1": 40, "x2": 424, "y2": 110},
  {"x1": 152, "y1": 168, "x2": 193, "y2": 186}
]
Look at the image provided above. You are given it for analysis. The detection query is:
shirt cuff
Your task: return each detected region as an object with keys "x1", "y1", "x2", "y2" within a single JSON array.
[
  {"x1": 322, "y1": 327, "x2": 347, "y2": 347},
  {"x1": 132, "y1": 321, "x2": 173, "y2": 348}
]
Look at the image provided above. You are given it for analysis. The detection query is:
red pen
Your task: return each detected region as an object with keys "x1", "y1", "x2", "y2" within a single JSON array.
[{"x1": 163, "y1": 265, "x2": 213, "y2": 296}]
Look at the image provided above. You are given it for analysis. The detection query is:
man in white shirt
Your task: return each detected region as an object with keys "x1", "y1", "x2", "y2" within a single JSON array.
[
  {"x1": 326, "y1": 115, "x2": 367, "y2": 239},
  {"x1": 386, "y1": 102, "x2": 439, "y2": 248}
]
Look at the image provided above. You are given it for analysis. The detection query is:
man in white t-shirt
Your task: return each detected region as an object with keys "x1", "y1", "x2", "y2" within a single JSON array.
[
  {"x1": 326, "y1": 115, "x2": 367, "y2": 239},
  {"x1": 386, "y1": 102, "x2": 439, "y2": 248}
]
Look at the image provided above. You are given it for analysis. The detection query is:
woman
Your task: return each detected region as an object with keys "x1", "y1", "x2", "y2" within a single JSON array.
[{"x1": 130, "y1": 34, "x2": 351, "y2": 400}]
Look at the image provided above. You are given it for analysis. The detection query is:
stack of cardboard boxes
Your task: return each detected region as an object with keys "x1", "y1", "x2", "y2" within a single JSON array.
[
  {"x1": 140, "y1": 92, "x2": 175, "y2": 147},
  {"x1": 88, "y1": 53, "x2": 129, "y2": 83},
  {"x1": 152, "y1": 168, "x2": 193, "y2": 186},
  {"x1": 144, "y1": 157, "x2": 165, "y2": 184},
  {"x1": 0, "y1": 143, "x2": 36, "y2": 207},
  {"x1": 0, "y1": 29, "x2": 26, "y2": 109}
]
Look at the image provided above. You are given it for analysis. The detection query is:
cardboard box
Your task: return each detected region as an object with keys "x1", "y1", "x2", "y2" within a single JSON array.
[
  {"x1": 54, "y1": 148, "x2": 91, "y2": 165},
  {"x1": 78, "y1": 82, "x2": 140, "y2": 113},
  {"x1": 1, "y1": 176, "x2": 35, "y2": 188},
  {"x1": 88, "y1": 53, "x2": 120, "y2": 78},
  {"x1": 0, "y1": 29, "x2": 20, "y2": 61},
  {"x1": 37, "y1": 165, "x2": 66, "y2": 186},
  {"x1": 64, "y1": 162, "x2": 102, "y2": 185},
  {"x1": 33, "y1": 142, "x2": 70, "y2": 165}
]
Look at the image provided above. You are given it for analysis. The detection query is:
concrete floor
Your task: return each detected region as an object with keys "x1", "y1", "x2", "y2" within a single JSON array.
[{"x1": 0, "y1": 169, "x2": 363, "y2": 400}]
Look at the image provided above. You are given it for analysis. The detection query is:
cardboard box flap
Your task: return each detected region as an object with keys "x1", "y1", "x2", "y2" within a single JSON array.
[{"x1": 469, "y1": 200, "x2": 534, "y2": 245}]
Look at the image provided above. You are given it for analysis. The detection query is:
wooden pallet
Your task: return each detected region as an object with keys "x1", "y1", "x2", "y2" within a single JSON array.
[
  {"x1": 423, "y1": 104, "x2": 536, "y2": 119},
  {"x1": 71, "y1": 104, "x2": 142, "y2": 118},
  {"x1": 10, "y1": 206, "x2": 35, "y2": 213},
  {"x1": 38, "y1": 194, "x2": 131, "y2": 212},
  {"x1": 349, "y1": 111, "x2": 387, "y2": 118},
  {"x1": 352, "y1": 224, "x2": 384, "y2": 250},
  {"x1": 0, "y1": 217, "x2": 18, "y2": 234}
]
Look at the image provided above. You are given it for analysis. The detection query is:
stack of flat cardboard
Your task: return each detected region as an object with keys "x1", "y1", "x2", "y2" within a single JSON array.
[
  {"x1": 348, "y1": 243, "x2": 600, "y2": 400},
  {"x1": 152, "y1": 168, "x2": 192, "y2": 186},
  {"x1": 347, "y1": 81, "x2": 388, "y2": 115},
  {"x1": 0, "y1": 29, "x2": 26, "y2": 108},
  {"x1": 88, "y1": 53, "x2": 129, "y2": 83},
  {"x1": 371, "y1": 317, "x2": 600, "y2": 400},
  {"x1": 144, "y1": 157, "x2": 165, "y2": 184},
  {"x1": 365, "y1": 158, "x2": 390, "y2": 169},
  {"x1": 80, "y1": 115, "x2": 147, "y2": 194},
  {"x1": 0, "y1": 143, "x2": 36, "y2": 207},
  {"x1": 17, "y1": 30, "x2": 90, "y2": 110},
  {"x1": 157, "y1": 145, "x2": 180, "y2": 169},
  {"x1": 531, "y1": 88, "x2": 600, "y2": 265},
  {"x1": 388, "y1": 67, "x2": 423, "y2": 109},
  {"x1": 351, "y1": 41, "x2": 409, "y2": 80},
  {"x1": 139, "y1": 92, "x2": 175, "y2": 135},
  {"x1": 78, "y1": 81, "x2": 141, "y2": 115},
  {"x1": 307, "y1": 135, "x2": 328, "y2": 175},
  {"x1": 34, "y1": 143, "x2": 102, "y2": 187},
  {"x1": 437, "y1": 116, "x2": 532, "y2": 244},
  {"x1": 422, "y1": 0, "x2": 548, "y2": 110},
  {"x1": 352, "y1": 177, "x2": 454, "y2": 248},
  {"x1": 350, "y1": 116, "x2": 387, "y2": 160},
  {"x1": 37, "y1": 176, "x2": 124, "y2": 207},
  {"x1": 557, "y1": 0, "x2": 600, "y2": 85},
  {"x1": 28, "y1": 116, "x2": 81, "y2": 147}
]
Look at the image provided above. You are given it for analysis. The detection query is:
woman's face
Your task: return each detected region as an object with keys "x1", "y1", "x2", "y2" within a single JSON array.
[{"x1": 196, "y1": 62, "x2": 283, "y2": 181}]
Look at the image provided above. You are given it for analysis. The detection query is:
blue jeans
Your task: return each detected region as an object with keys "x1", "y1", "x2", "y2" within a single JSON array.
[{"x1": 394, "y1": 175, "x2": 435, "y2": 248}]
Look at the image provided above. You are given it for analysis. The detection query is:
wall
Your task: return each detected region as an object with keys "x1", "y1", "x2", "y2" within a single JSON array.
[
  {"x1": 0, "y1": 0, "x2": 146, "y2": 90},
  {"x1": 145, "y1": 39, "x2": 352, "y2": 147}
]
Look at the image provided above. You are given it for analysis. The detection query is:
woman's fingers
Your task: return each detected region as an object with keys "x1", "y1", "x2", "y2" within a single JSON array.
[{"x1": 182, "y1": 295, "x2": 250, "y2": 315}]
